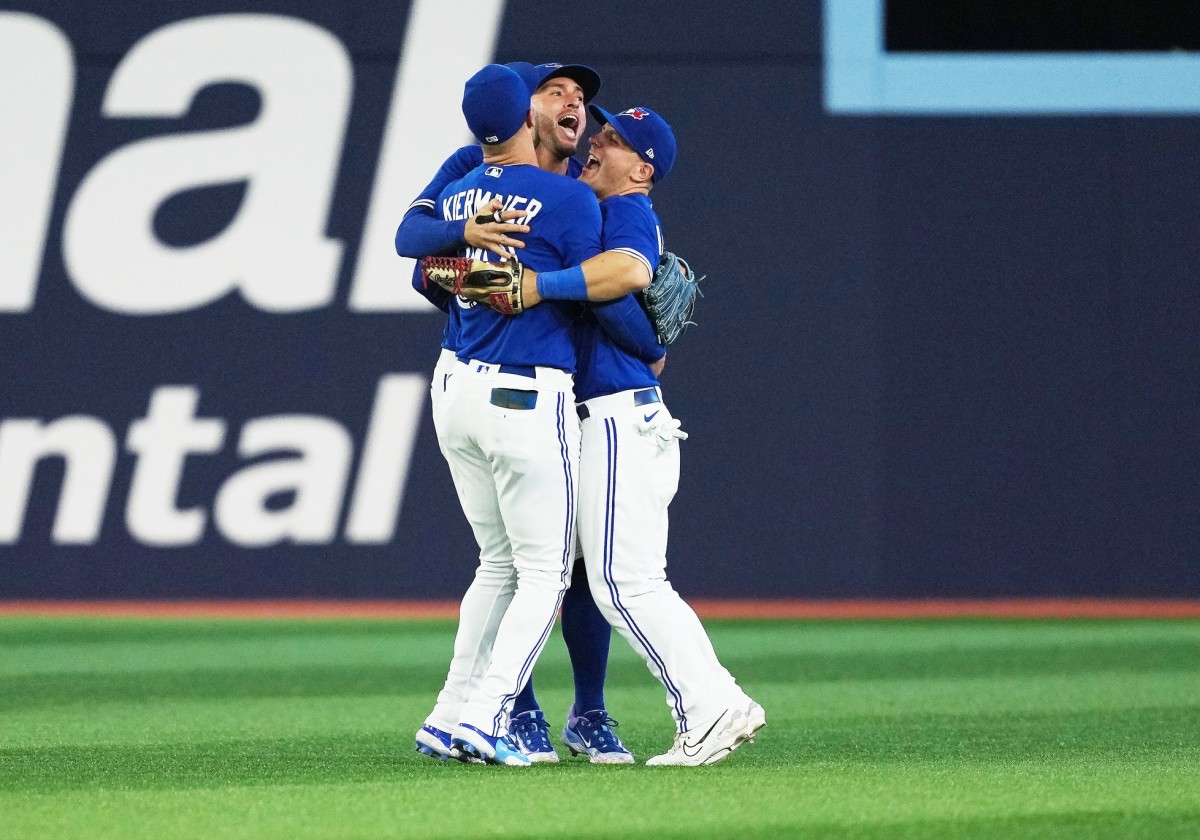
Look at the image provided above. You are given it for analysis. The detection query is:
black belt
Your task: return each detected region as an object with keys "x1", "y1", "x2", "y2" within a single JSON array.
[{"x1": 577, "y1": 388, "x2": 660, "y2": 420}]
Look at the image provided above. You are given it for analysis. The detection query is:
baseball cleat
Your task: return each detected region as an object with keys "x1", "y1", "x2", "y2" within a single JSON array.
[
  {"x1": 416, "y1": 724, "x2": 484, "y2": 764},
  {"x1": 414, "y1": 724, "x2": 454, "y2": 761},
  {"x1": 450, "y1": 723, "x2": 531, "y2": 767},
  {"x1": 509, "y1": 710, "x2": 560, "y2": 763},
  {"x1": 645, "y1": 699, "x2": 766, "y2": 767},
  {"x1": 562, "y1": 705, "x2": 635, "y2": 765}
]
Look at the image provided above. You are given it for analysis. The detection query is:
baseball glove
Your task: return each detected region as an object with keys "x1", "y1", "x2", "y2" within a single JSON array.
[
  {"x1": 421, "y1": 256, "x2": 524, "y2": 315},
  {"x1": 642, "y1": 251, "x2": 703, "y2": 345}
]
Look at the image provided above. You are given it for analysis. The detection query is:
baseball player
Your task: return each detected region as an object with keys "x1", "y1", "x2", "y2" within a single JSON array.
[
  {"x1": 399, "y1": 63, "x2": 638, "y2": 764},
  {"x1": 512, "y1": 106, "x2": 767, "y2": 765},
  {"x1": 408, "y1": 63, "x2": 612, "y2": 767}
]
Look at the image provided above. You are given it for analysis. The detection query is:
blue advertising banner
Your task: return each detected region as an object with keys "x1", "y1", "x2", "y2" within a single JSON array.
[{"x1": 1, "y1": 1, "x2": 1196, "y2": 598}]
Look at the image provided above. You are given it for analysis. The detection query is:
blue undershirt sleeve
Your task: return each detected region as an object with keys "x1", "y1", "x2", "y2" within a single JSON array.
[
  {"x1": 590, "y1": 294, "x2": 665, "y2": 363},
  {"x1": 395, "y1": 213, "x2": 467, "y2": 258},
  {"x1": 393, "y1": 145, "x2": 480, "y2": 257}
]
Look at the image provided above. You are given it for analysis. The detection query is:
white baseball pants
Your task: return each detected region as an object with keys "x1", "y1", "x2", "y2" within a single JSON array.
[
  {"x1": 577, "y1": 388, "x2": 750, "y2": 732},
  {"x1": 426, "y1": 357, "x2": 580, "y2": 737}
]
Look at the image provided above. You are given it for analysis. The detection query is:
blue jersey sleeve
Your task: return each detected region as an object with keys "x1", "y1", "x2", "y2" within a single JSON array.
[
  {"x1": 394, "y1": 145, "x2": 482, "y2": 257},
  {"x1": 590, "y1": 294, "x2": 664, "y2": 363},
  {"x1": 599, "y1": 195, "x2": 662, "y2": 280}
]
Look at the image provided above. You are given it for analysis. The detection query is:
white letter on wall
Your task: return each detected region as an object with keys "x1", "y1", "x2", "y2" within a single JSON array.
[
  {"x1": 214, "y1": 416, "x2": 352, "y2": 547},
  {"x1": 63, "y1": 14, "x2": 352, "y2": 315},
  {"x1": 0, "y1": 417, "x2": 116, "y2": 544},
  {"x1": 0, "y1": 13, "x2": 73, "y2": 312},
  {"x1": 345, "y1": 374, "x2": 426, "y2": 543},
  {"x1": 126, "y1": 387, "x2": 226, "y2": 546}
]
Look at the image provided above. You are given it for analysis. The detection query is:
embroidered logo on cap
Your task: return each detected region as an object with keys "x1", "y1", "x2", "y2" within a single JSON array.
[{"x1": 623, "y1": 107, "x2": 650, "y2": 120}]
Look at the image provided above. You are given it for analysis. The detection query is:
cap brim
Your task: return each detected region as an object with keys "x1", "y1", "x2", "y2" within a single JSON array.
[
  {"x1": 537, "y1": 64, "x2": 601, "y2": 103},
  {"x1": 588, "y1": 104, "x2": 641, "y2": 156}
]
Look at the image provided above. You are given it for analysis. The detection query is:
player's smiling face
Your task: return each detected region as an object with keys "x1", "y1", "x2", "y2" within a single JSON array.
[
  {"x1": 580, "y1": 123, "x2": 645, "y2": 198},
  {"x1": 531, "y1": 77, "x2": 586, "y2": 159}
]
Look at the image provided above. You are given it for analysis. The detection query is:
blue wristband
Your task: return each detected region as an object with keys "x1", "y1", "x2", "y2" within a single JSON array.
[{"x1": 537, "y1": 265, "x2": 588, "y2": 300}]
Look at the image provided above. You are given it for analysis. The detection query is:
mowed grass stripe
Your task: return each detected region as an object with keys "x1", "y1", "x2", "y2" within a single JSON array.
[
  {"x1": 2, "y1": 619, "x2": 1198, "y2": 707},
  {"x1": 2, "y1": 763, "x2": 1197, "y2": 840},
  {"x1": 2, "y1": 704, "x2": 1196, "y2": 792},
  {"x1": 4, "y1": 615, "x2": 1199, "y2": 647},
  {"x1": 1, "y1": 671, "x2": 1196, "y2": 749}
]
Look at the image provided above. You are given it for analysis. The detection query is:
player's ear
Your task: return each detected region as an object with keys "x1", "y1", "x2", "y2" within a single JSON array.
[
  {"x1": 632, "y1": 161, "x2": 654, "y2": 186},
  {"x1": 524, "y1": 108, "x2": 534, "y2": 128}
]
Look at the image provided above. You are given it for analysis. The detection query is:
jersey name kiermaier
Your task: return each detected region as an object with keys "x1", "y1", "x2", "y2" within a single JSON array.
[
  {"x1": 574, "y1": 193, "x2": 664, "y2": 401},
  {"x1": 408, "y1": 148, "x2": 586, "y2": 354},
  {"x1": 437, "y1": 162, "x2": 602, "y2": 371}
]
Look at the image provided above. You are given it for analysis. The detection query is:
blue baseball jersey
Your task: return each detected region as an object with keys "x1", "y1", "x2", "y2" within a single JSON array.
[
  {"x1": 400, "y1": 145, "x2": 584, "y2": 352},
  {"x1": 574, "y1": 193, "x2": 665, "y2": 401},
  {"x1": 438, "y1": 163, "x2": 602, "y2": 370}
]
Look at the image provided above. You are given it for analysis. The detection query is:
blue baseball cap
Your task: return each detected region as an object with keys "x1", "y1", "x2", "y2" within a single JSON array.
[
  {"x1": 588, "y1": 105, "x2": 677, "y2": 182},
  {"x1": 462, "y1": 64, "x2": 530, "y2": 145},
  {"x1": 505, "y1": 61, "x2": 542, "y2": 96},
  {"x1": 533, "y1": 62, "x2": 602, "y2": 103}
]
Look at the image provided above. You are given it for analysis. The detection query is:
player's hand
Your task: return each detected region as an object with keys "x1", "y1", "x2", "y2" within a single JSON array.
[
  {"x1": 473, "y1": 266, "x2": 541, "y2": 314},
  {"x1": 651, "y1": 355, "x2": 666, "y2": 378},
  {"x1": 465, "y1": 199, "x2": 530, "y2": 259},
  {"x1": 639, "y1": 415, "x2": 687, "y2": 450}
]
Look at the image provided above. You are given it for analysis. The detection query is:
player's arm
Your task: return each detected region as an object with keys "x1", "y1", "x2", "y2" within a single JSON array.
[
  {"x1": 520, "y1": 249, "x2": 651, "y2": 308},
  {"x1": 590, "y1": 294, "x2": 666, "y2": 365},
  {"x1": 520, "y1": 197, "x2": 657, "y2": 306},
  {"x1": 395, "y1": 207, "x2": 467, "y2": 257},
  {"x1": 550, "y1": 192, "x2": 663, "y2": 362},
  {"x1": 394, "y1": 146, "x2": 529, "y2": 259},
  {"x1": 394, "y1": 146, "x2": 476, "y2": 257}
]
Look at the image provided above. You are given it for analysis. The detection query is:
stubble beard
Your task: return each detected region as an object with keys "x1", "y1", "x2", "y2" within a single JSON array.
[{"x1": 533, "y1": 112, "x2": 577, "y2": 166}]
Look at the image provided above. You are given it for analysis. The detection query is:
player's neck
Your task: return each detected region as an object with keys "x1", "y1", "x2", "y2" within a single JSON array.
[
  {"x1": 599, "y1": 183, "x2": 651, "y2": 200},
  {"x1": 534, "y1": 144, "x2": 571, "y2": 176}
]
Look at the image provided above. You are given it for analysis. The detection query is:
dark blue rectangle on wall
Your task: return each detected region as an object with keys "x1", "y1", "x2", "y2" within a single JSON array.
[{"x1": 0, "y1": 0, "x2": 1196, "y2": 598}]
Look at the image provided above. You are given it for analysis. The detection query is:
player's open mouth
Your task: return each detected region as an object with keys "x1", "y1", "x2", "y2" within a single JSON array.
[
  {"x1": 558, "y1": 114, "x2": 579, "y2": 140},
  {"x1": 585, "y1": 153, "x2": 600, "y2": 169}
]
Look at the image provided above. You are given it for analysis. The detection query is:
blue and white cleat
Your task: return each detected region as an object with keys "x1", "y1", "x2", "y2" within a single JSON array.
[
  {"x1": 562, "y1": 705, "x2": 635, "y2": 765},
  {"x1": 414, "y1": 724, "x2": 454, "y2": 760},
  {"x1": 416, "y1": 724, "x2": 483, "y2": 764},
  {"x1": 510, "y1": 710, "x2": 560, "y2": 763},
  {"x1": 450, "y1": 723, "x2": 531, "y2": 767}
]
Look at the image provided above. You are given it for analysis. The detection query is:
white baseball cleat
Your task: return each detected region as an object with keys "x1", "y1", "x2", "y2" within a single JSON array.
[{"x1": 645, "y1": 699, "x2": 766, "y2": 767}]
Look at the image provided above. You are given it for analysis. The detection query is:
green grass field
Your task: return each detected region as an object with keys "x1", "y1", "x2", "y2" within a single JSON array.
[{"x1": 1, "y1": 616, "x2": 1197, "y2": 839}]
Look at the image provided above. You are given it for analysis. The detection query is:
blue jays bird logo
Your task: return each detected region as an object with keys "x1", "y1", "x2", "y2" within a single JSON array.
[{"x1": 622, "y1": 107, "x2": 650, "y2": 120}]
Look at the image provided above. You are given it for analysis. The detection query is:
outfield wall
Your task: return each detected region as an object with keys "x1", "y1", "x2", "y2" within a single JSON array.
[{"x1": 1, "y1": 1, "x2": 1197, "y2": 598}]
